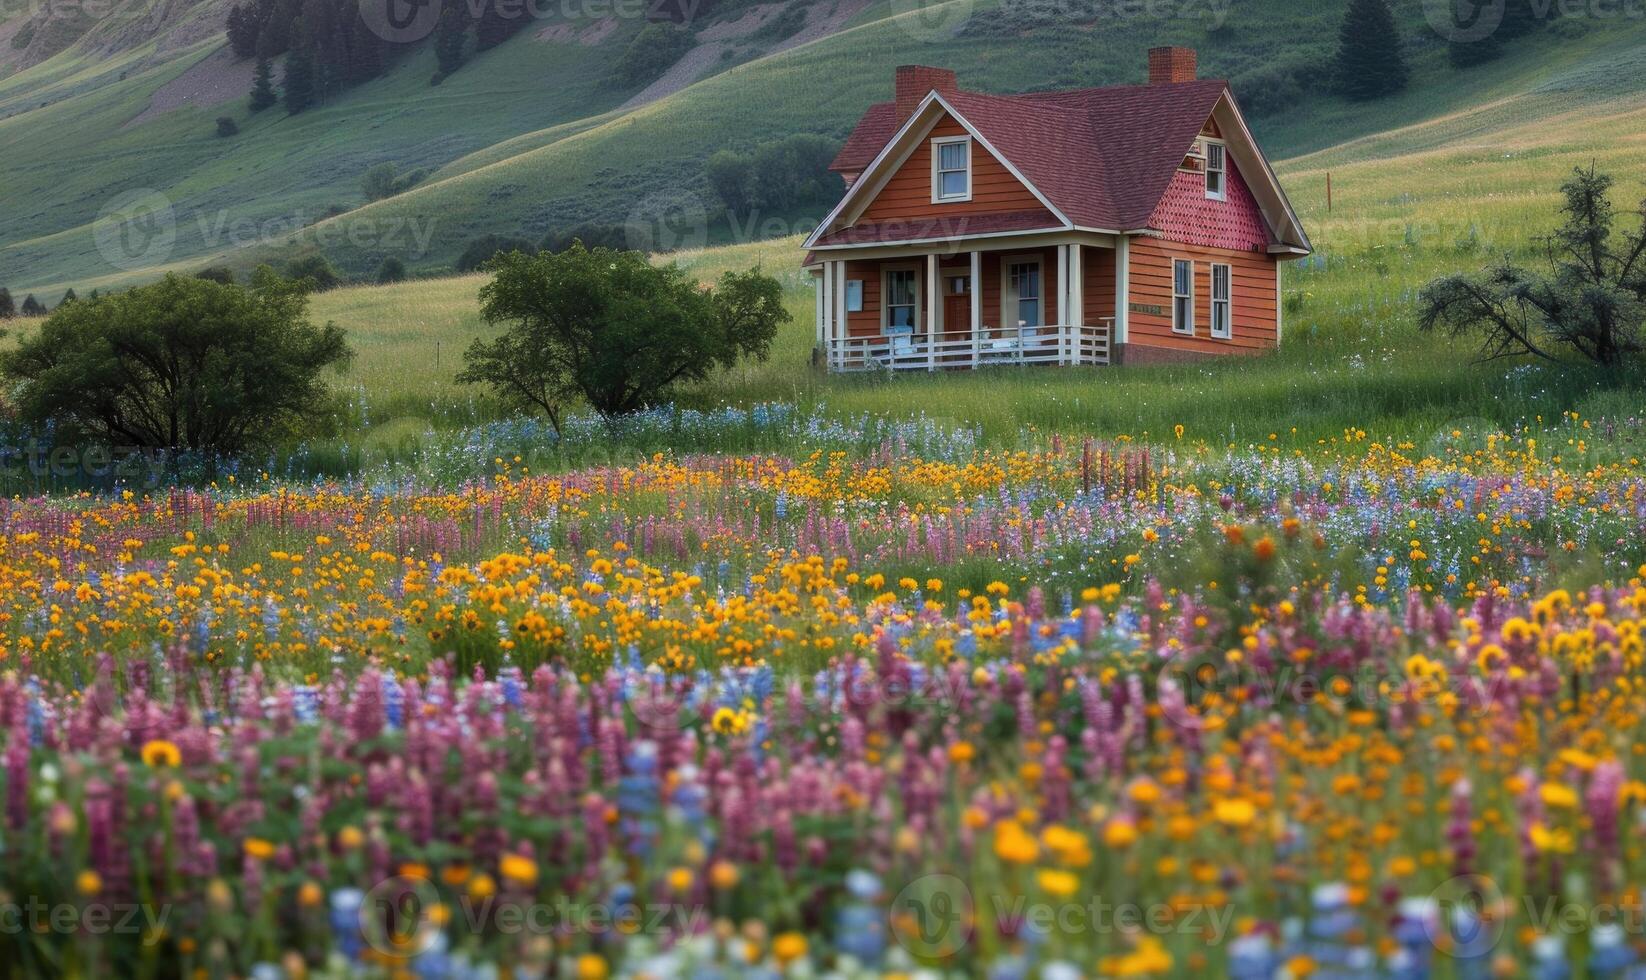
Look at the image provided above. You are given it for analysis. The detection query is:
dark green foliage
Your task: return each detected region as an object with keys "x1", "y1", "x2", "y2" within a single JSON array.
[
  {"x1": 752, "y1": 2, "x2": 807, "y2": 43},
  {"x1": 1419, "y1": 167, "x2": 1646, "y2": 366},
  {"x1": 59, "y1": 289, "x2": 77, "y2": 305},
  {"x1": 0, "y1": 288, "x2": 13, "y2": 319},
  {"x1": 615, "y1": 23, "x2": 695, "y2": 86},
  {"x1": 20, "y1": 295, "x2": 46, "y2": 317},
  {"x1": 376, "y1": 257, "x2": 408, "y2": 284},
  {"x1": 227, "y1": 3, "x2": 261, "y2": 57},
  {"x1": 283, "y1": 43, "x2": 316, "y2": 114},
  {"x1": 361, "y1": 162, "x2": 426, "y2": 202},
  {"x1": 434, "y1": 0, "x2": 470, "y2": 78},
  {"x1": 475, "y1": 0, "x2": 525, "y2": 50},
  {"x1": 456, "y1": 235, "x2": 536, "y2": 273},
  {"x1": 216, "y1": 116, "x2": 240, "y2": 137},
  {"x1": 541, "y1": 224, "x2": 629, "y2": 254},
  {"x1": 1231, "y1": 58, "x2": 1319, "y2": 117},
  {"x1": 283, "y1": 255, "x2": 343, "y2": 291},
  {"x1": 0, "y1": 272, "x2": 351, "y2": 453},
  {"x1": 459, "y1": 245, "x2": 788, "y2": 427},
  {"x1": 250, "y1": 57, "x2": 278, "y2": 112},
  {"x1": 704, "y1": 150, "x2": 753, "y2": 214},
  {"x1": 704, "y1": 134, "x2": 842, "y2": 215},
  {"x1": 196, "y1": 267, "x2": 237, "y2": 285},
  {"x1": 1332, "y1": 0, "x2": 1408, "y2": 100}
]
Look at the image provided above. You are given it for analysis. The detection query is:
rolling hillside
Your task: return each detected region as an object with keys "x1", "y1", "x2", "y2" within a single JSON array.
[{"x1": 1, "y1": 0, "x2": 1642, "y2": 300}]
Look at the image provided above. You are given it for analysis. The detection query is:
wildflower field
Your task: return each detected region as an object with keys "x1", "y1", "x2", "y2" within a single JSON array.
[{"x1": 5, "y1": 404, "x2": 1646, "y2": 978}]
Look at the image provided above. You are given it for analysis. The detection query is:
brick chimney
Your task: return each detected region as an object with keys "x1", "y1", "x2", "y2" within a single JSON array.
[
  {"x1": 1147, "y1": 47, "x2": 1197, "y2": 85},
  {"x1": 896, "y1": 65, "x2": 958, "y2": 119}
]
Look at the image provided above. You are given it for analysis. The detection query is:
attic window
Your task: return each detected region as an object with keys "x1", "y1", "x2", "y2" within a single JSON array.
[
  {"x1": 1204, "y1": 140, "x2": 1226, "y2": 201},
  {"x1": 932, "y1": 136, "x2": 972, "y2": 203}
]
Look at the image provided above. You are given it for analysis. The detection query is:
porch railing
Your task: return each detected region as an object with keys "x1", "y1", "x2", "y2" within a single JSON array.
[{"x1": 826, "y1": 319, "x2": 1113, "y2": 373}]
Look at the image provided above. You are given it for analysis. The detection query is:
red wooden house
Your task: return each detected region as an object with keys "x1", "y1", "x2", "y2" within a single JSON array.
[{"x1": 803, "y1": 48, "x2": 1311, "y2": 371}]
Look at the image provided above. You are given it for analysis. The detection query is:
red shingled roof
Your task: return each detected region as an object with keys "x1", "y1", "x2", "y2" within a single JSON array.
[{"x1": 829, "y1": 79, "x2": 1232, "y2": 233}]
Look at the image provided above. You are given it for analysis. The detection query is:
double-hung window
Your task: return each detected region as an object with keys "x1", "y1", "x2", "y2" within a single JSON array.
[
  {"x1": 1172, "y1": 259, "x2": 1194, "y2": 335},
  {"x1": 1210, "y1": 263, "x2": 1232, "y2": 339},
  {"x1": 885, "y1": 269, "x2": 918, "y2": 330},
  {"x1": 1204, "y1": 141, "x2": 1226, "y2": 201},
  {"x1": 932, "y1": 137, "x2": 971, "y2": 202}
]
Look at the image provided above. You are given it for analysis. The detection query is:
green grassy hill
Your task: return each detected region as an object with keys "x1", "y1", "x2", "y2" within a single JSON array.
[{"x1": 2, "y1": 0, "x2": 1641, "y2": 300}]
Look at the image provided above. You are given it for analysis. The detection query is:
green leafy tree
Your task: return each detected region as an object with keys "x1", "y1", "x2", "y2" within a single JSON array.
[
  {"x1": 1332, "y1": 0, "x2": 1408, "y2": 100},
  {"x1": 196, "y1": 266, "x2": 237, "y2": 285},
  {"x1": 376, "y1": 257, "x2": 407, "y2": 284},
  {"x1": 1419, "y1": 166, "x2": 1646, "y2": 366},
  {"x1": 541, "y1": 224, "x2": 628, "y2": 254},
  {"x1": 250, "y1": 57, "x2": 279, "y2": 111},
  {"x1": 361, "y1": 162, "x2": 424, "y2": 202},
  {"x1": 283, "y1": 255, "x2": 343, "y2": 291},
  {"x1": 0, "y1": 272, "x2": 351, "y2": 452},
  {"x1": 456, "y1": 235, "x2": 536, "y2": 273},
  {"x1": 615, "y1": 23, "x2": 694, "y2": 86},
  {"x1": 705, "y1": 149, "x2": 753, "y2": 214},
  {"x1": 458, "y1": 245, "x2": 788, "y2": 430}
]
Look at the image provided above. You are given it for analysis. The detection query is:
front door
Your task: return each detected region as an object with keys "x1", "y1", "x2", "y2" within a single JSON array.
[
  {"x1": 943, "y1": 275, "x2": 971, "y2": 337},
  {"x1": 1005, "y1": 260, "x2": 1043, "y2": 333}
]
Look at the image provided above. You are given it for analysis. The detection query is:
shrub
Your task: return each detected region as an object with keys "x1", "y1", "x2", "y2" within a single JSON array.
[
  {"x1": 0, "y1": 272, "x2": 351, "y2": 453},
  {"x1": 362, "y1": 162, "x2": 426, "y2": 202},
  {"x1": 195, "y1": 266, "x2": 237, "y2": 285},
  {"x1": 1418, "y1": 166, "x2": 1646, "y2": 367},
  {"x1": 283, "y1": 255, "x2": 343, "y2": 291},
  {"x1": 376, "y1": 257, "x2": 408, "y2": 284},
  {"x1": 456, "y1": 235, "x2": 536, "y2": 273},
  {"x1": 615, "y1": 23, "x2": 695, "y2": 86},
  {"x1": 215, "y1": 116, "x2": 240, "y2": 137},
  {"x1": 458, "y1": 245, "x2": 788, "y2": 431},
  {"x1": 705, "y1": 135, "x2": 842, "y2": 215},
  {"x1": 541, "y1": 223, "x2": 629, "y2": 254}
]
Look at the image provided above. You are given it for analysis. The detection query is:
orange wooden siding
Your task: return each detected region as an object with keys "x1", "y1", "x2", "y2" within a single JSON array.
[
  {"x1": 838, "y1": 248, "x2": 1125, "y2": 339},
  {"x1": 1126, "y1": 238, "x2": 1277, "y2": 355},
  {"x1": 859, "y1": 116, "x2": 1056, "y2": 223}
]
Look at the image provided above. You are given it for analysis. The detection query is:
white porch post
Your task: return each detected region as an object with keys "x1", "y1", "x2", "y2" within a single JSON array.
[
  {"x1": 970, "y1": 249, "x2": 982, "y2": 368},
  {"x1": 833, "y1": 261, "x2": 848, "y2": 370},
  {"x1": 926, "y1": 252, "x2": 939, "y2": 371},
  {"x1": 1114, "y1": 237, "x2": 1130, "y2": 359},
  {"x1": 1068, "y1": 243, "x2": 1084, "y2": 364},
  {"x1": 814, "y1": 269, "x2": 825, "y2": 351},
  {"x1": 1056, "y1": 245, "x2": 1070, "y2": 365}
]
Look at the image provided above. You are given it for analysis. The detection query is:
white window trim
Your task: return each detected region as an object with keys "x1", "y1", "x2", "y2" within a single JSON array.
[
  {"x1": 1210, "y1": 263, "x2": 1232, "y2": 339},
  {"x1": 930, "y1": 135, "x2": 973, "y2": 204},
  {"x1": 1204, "y1": 139, "x2": 1227, "y2": 202},
  {"x1": 881, "y1": 264, "x2": 922, "y2": 333},
  {"x1": 1172, "y1": 258, "x2": 1195, "y2": 336}
]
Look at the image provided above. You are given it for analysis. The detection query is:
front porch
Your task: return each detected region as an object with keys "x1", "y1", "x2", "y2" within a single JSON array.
[{"x1": 812, "y1": 239, "x2": 1121, "y2": 373}]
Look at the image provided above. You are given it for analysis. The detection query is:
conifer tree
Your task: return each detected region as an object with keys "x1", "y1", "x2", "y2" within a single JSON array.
[
  {"x1": 20, "y1": 295, "x2": 47, "y2": 317},
  {"x1": 250, "y1": 56, "x2": 278, "y2": 111},
  {"x1": 283, "y1": 40, "x2": 316, "y2": 114},
  {"x1": 0, "y1": 287, "x2": 14, "y2": 319},
  {"x1": 1332, "y1": 0, "x2": 1409, "y2": 100}
]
